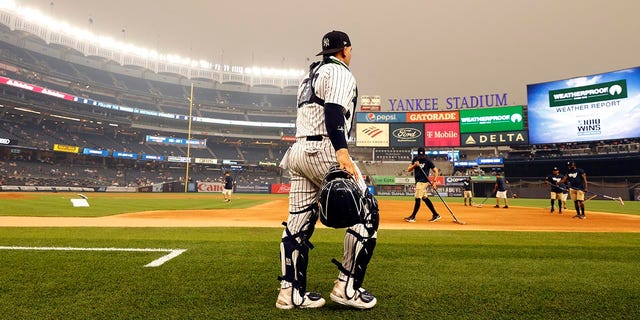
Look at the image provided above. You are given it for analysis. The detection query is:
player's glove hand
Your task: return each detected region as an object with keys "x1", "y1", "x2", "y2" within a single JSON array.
[{"x1": 336, "y1": 148, "x2": 355, "y2": 177}]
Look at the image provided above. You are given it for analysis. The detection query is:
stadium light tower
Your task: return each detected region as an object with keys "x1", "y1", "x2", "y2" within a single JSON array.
[{"x1": 0, "y1": 0, "x2": 304, "y2": 81}]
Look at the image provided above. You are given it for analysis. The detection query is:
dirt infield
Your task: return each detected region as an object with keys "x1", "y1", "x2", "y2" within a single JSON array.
[{"x1": 1, "y1": 195, "x2": 639, "y2": 232}]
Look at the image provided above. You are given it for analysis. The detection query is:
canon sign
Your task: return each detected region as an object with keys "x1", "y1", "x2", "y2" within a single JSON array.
[{"x1": 197, "y1": 182, "x2": 224, "y2": 192}]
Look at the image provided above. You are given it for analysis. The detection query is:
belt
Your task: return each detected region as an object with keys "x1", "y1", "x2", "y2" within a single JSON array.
[{"x1": 305, "y1": 135, "x2": 324, "y2": 141}]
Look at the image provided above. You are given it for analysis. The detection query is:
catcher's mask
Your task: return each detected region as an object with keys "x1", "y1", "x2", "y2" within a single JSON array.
[{"x1": 318, "y1": 168, "x2": 364, "y2": 228}]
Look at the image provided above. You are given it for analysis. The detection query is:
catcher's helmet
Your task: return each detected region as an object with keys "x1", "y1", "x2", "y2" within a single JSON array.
[{"x1": 318, "y1": 168, "x2": 364, "y2": 228}]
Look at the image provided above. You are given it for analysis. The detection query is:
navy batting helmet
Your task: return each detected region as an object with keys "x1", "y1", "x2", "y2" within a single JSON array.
[{"x1": 318, "y1": 167, "x2": 364, "y2": 228}]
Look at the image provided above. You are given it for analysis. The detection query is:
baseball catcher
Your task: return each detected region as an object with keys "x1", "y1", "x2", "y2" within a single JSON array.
[{"x1": 275, "y1": 30, "x2": 379, "y2": 310}]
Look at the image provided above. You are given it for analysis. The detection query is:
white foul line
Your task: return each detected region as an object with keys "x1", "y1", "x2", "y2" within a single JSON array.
[{"x1": 0, "y1": 246, "x2": 187, "y2": 267}]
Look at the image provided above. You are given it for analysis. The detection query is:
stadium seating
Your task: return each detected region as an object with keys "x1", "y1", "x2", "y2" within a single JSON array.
[{"x1": 2, "y1": 27, "x2": 640, "y2": 193}]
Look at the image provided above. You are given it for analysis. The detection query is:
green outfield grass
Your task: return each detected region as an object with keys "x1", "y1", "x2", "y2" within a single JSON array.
[
  {"x1": 0, "y1": 193, "x2": 638, "y2": 319},
  {"x1": 1, "y1": 192, "x2": 638, "y2": 217},
  {"x1": 0, "y1": 228, "x2": 638, "y2": 319},
  {"x1": 0, "y1": 193, "x2": 281, "y2": 217}
]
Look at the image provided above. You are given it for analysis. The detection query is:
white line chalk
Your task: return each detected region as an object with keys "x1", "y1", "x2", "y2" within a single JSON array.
[{"x1": 0, "y1": 246, "x2": 187, "y2": 267}]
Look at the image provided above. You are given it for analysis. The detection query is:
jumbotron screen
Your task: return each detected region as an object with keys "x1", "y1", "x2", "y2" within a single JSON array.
[{"x1": 527, "y1": 66, "x2": 640, "y2": 144}]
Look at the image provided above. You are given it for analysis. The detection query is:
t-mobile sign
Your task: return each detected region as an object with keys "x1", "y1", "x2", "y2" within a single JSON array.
[{"x1": 424, "y1": 122, "x2": 460, "y2": 147}]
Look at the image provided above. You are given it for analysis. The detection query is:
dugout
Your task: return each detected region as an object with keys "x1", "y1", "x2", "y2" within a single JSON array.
[
  {"x1": 467, "y1": 157, "x2": 505, "y2": 198},
  {"x1": 470, "y1": 176, "x2": 498, "y2": 198}
]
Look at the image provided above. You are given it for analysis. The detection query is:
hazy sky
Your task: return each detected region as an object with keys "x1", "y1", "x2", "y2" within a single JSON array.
[{"x1": 16, "y1": 0, "x2": 640, "y2": 109}]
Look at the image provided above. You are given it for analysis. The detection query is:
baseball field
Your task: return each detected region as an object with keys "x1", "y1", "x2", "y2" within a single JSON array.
[{"x1": 1, "y1": 192, "x2": 639, "y2": 319}]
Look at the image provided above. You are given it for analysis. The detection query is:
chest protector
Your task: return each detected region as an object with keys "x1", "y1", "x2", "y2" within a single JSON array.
[{"x1": 297, "y1": 61, "x2": 325, "y2": 108}]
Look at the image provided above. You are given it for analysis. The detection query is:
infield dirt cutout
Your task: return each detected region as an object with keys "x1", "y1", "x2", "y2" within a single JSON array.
[{"x1": 0, "y1": 193, "x2": 638, "y2": 232}]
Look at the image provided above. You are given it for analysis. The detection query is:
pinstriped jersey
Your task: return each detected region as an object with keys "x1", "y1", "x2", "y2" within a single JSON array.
[{"x1": 295, "y1": 56, "x2": 357, "y2": 139}]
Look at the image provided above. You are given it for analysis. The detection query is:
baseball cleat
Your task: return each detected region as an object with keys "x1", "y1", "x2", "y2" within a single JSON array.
[
  {"x1": 428, "y1": 215, "x2": 441, "y2": 222},
  {"x1": 275, "y1": 288, "x2": 325, "y2": 310},
  {"x1": 330, "y1": 280, "x2": 376, "y2": 309},
  {"x1": 403, "y1": 217, "x2": 416, "y2": 223}
]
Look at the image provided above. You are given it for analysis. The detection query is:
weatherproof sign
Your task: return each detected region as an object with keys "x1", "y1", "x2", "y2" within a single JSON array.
[
  {"x1": 527, "y1": 67, "x2": 640, "y2": 144},
  {"x1": 459, "y1": 105, "x2": 524, "y2": 133}
]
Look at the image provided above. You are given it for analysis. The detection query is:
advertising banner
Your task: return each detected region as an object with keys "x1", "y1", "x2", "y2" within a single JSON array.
[
  {"x1": 395, "y1": 176, "x2": 415, "y2": 184},
  {"x1": 112, "y1": 151, "x2": 138, "y2": 159},
  {"x1": 395, "y1": 176, "x2": 444, "y2": 185},
  {"x1": 477, "y1": 158, "x2": 504, "y2": 165},
  {"x1": 527, "y1": 66, "x2": 640, "y2": 144},
  {"x1": 141, "y1": 154, "x2": 165, "y2": 161},
  {"x1": 443, "y1": 176, "x2": 468, "y2": 187},
  {"x1": 235, "y1": 184, "x2": 270, "y2": 193},
  {"x1": 0, "y1": 138, "x2": 17, "y2": 145},
  {"x1": 197, "y1": 182, "x2": 224, "y2": 193},
  {"x1": 195, "y1": 158, "x2": 217, "y2": 164},
  {"x1": 406, "y1": 111, "x2": 459, "y2": 123},
  {"x1": 372, "y1": 176, "x2": 396, "y2": 185},
  {"x1": 424, "y1": 122, "x2": 460, "y2": 147},
  {"x1": 0, "y1": 76, "x2": 75, "y2": 101},
  {"x1": 271, "y1": 183, "x2": 291, "y2": 194},
  {"x1": 460, "y1": 130, "x2": 529, "y2": 147},
  {"x1": 374, "y1": 148, "x2": 413, "y2": 161},
  {"x1": 146, "y1": 135, "x2": 207, "y2": 148},
  {"x1": 360, "y1": 95, "x2": 381, "y2": 111},
  {"x1": 356, "y1": 112, "x2": 406, "y2": 123},
  {"x1": 471, "y1": 176, "x2": 498, "y2": 182},
  {"x1": 389, "y1": 123, "x2": 423, "y2": 147},
  {"x1": 167, "y1": 156, "x2": 190, "y2": 163},
  {"x1": 454, "y1": 161, "x2": 478, "y2": 167},
  {"x1": 459, "y1": 105, "x2": 524, "y2": 133},
  {"x1": 356, "y1": 123, "x2": 389, "y2": 147},
  {"x1": 82, "y1": 148, "x2": 109, "y2": 157},
  {"x1": 53, "y1": 144, "x2": 79, "y2": 153}
]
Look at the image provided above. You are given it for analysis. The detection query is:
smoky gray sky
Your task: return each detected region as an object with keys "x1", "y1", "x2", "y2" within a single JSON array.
[{"x1": 17, "y1": 0, "x2": 640, "y2": 109}]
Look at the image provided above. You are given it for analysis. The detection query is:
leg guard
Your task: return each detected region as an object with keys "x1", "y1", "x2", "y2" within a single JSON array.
[
  {"x1": 278, "y1": 205, "x2": 317, "y2": 307},
  {"x1": 332, "y1": 191, "x2": 379, "y2": 299}
]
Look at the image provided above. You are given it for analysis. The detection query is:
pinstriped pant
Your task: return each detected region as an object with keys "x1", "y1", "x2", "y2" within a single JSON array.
[{"x1": 281, "y1": 137, "x2": 374, "y2": 286}]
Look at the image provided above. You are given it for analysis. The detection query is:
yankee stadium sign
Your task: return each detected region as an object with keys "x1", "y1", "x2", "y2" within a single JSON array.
[{"x1": 387, "y1": 92, "x2": 508, "y2": 111}]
